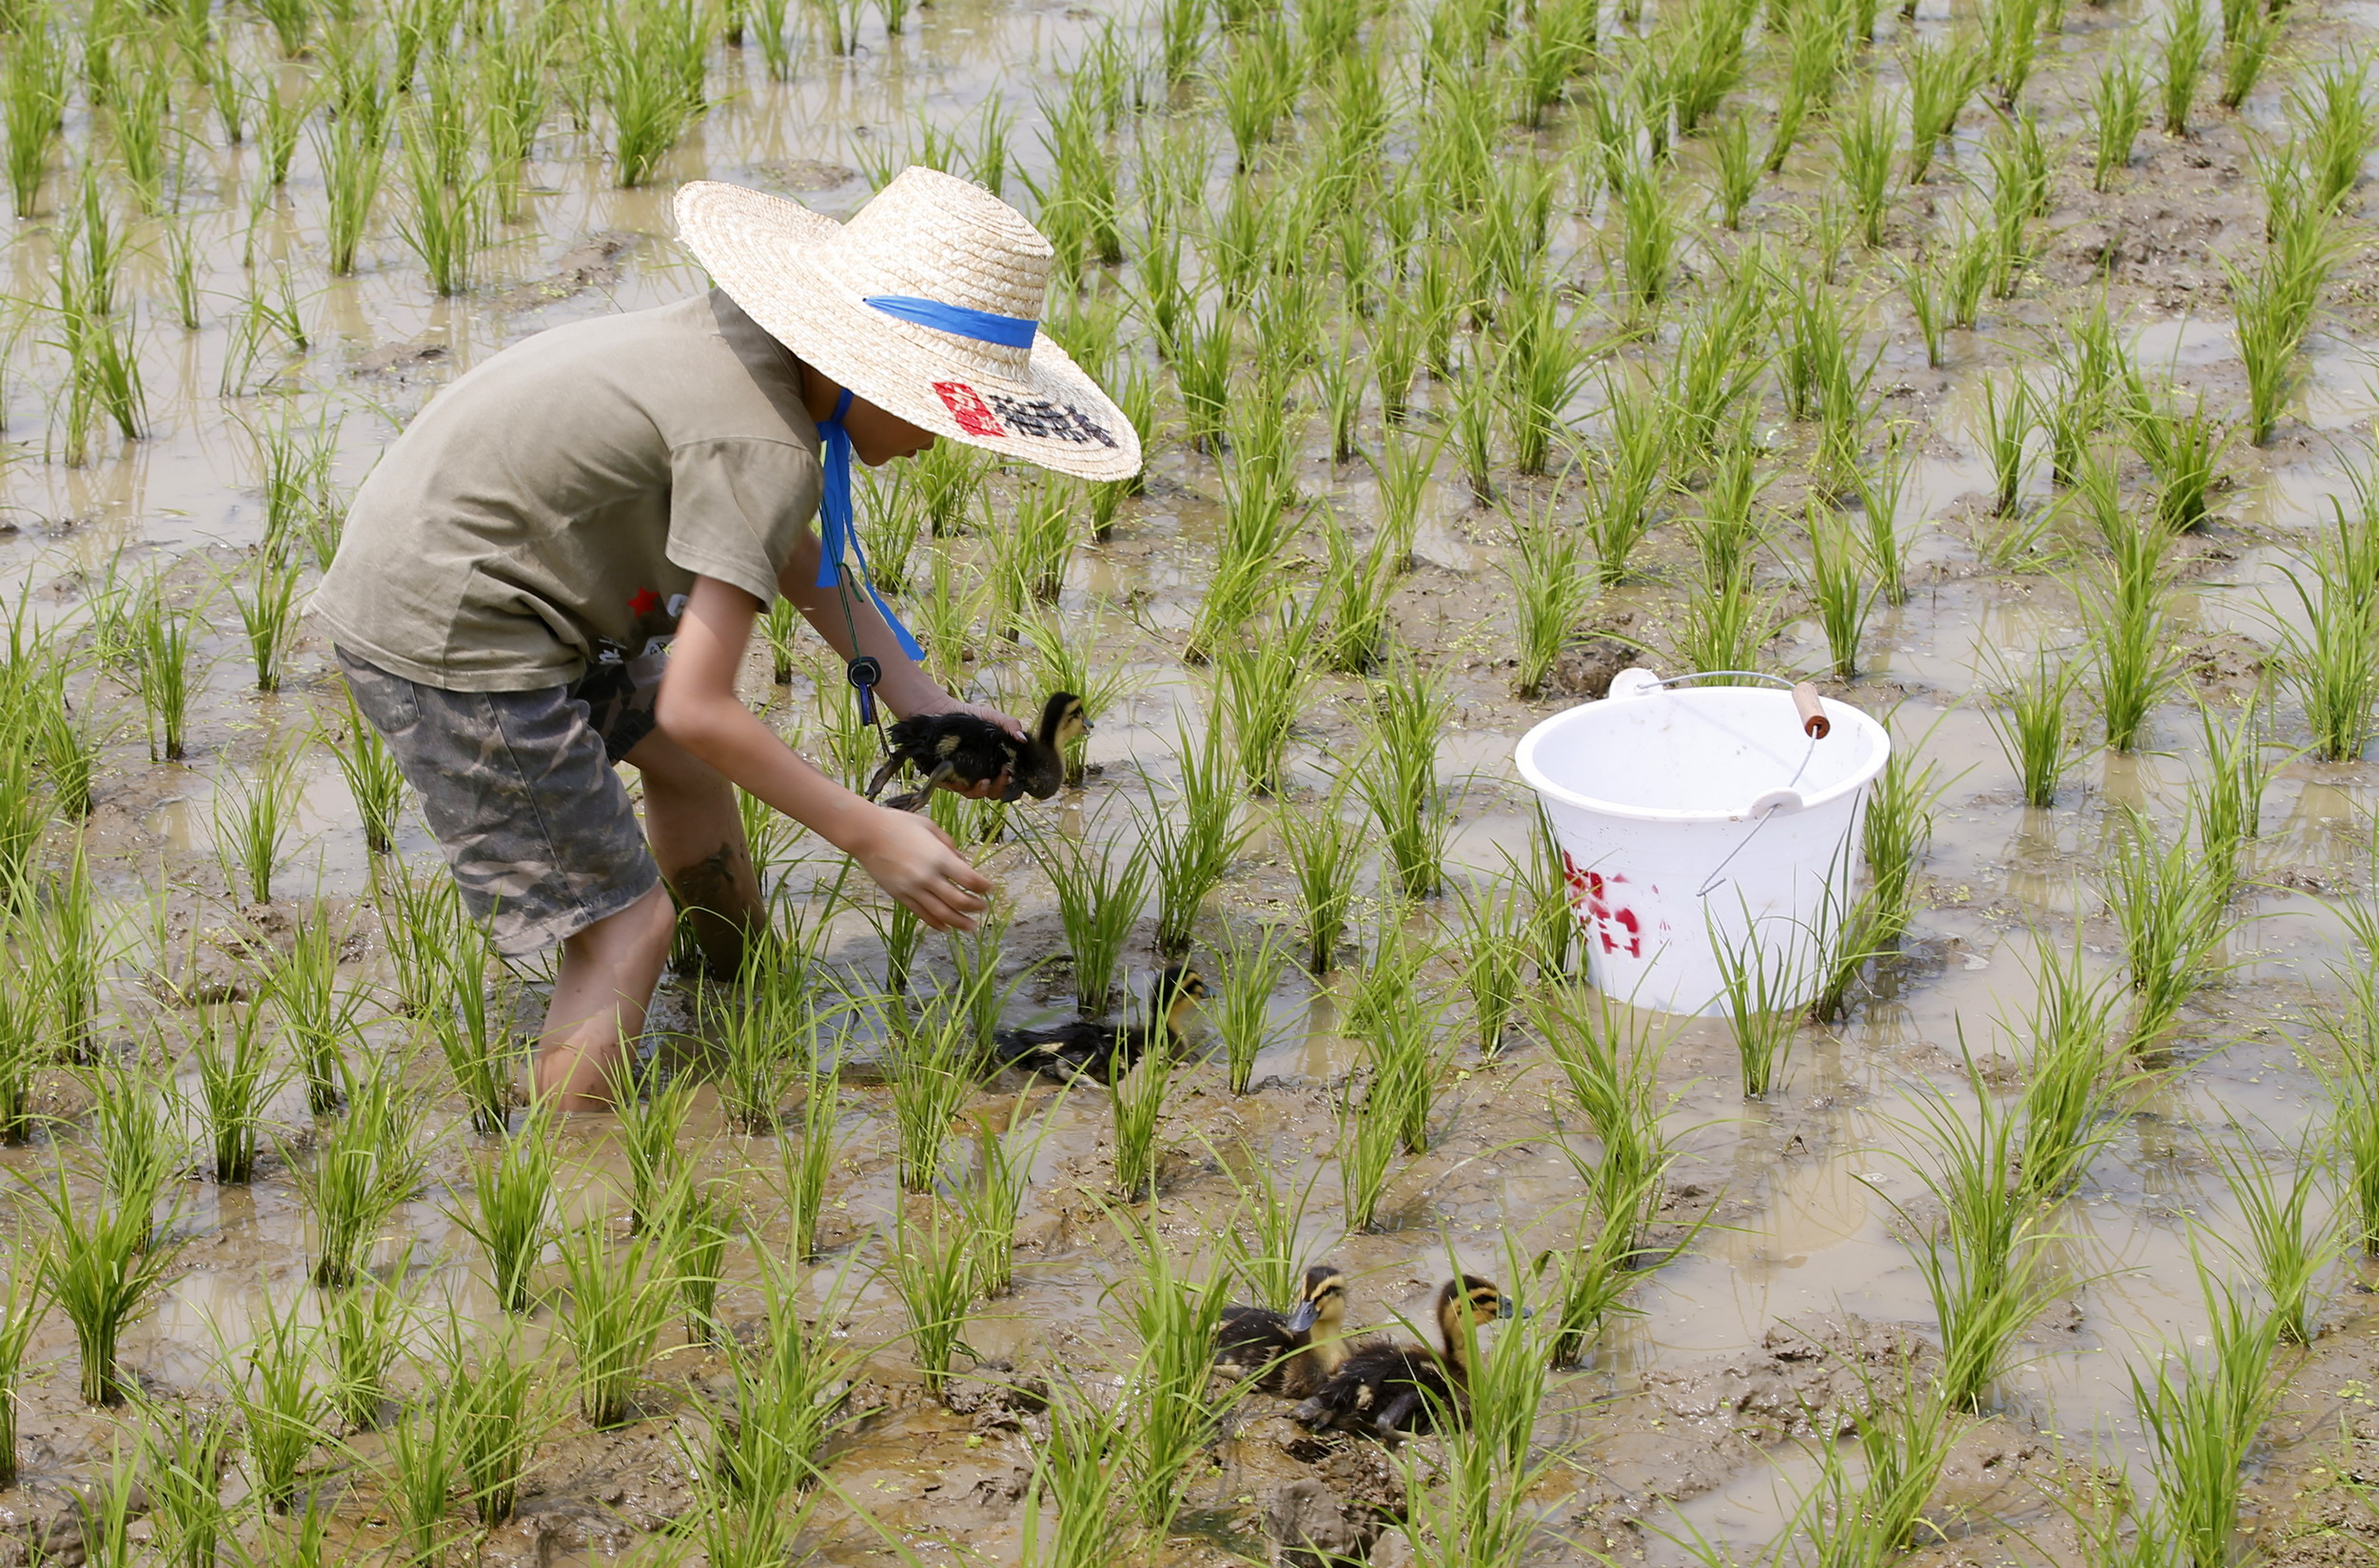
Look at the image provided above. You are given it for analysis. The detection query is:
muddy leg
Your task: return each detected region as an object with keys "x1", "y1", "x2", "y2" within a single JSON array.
[
  {"x1": 534, "y1": 882, "x2": 674, "y2": 1109},
  {"x1": 622, "y1": 728, "x2": 765, "y2": 979}
]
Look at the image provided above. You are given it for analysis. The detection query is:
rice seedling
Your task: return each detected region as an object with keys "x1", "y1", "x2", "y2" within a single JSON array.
[
  {"x1": 317, "y1": 108, "x2": 387, "y2": 276},
  {"x1": 133, "y1": 578, "x2": 198, "y2": 763},
  {"x1": 1787, "y1": 1354, "x2": 1961, "y2": 1568},
  {"x1": 2159, "y1": 0, "x2": 2212, "y2": 134},
  {"x1": 556, "y1": 1218, "x2": 673, "y2": 1428},
  {"x1": 2189, "y1": 696, "x2": 2272, "y2": 891},
  {"x1": 429, "y1": 919, "x2": 513, "y2": 1137},
  {"x1": 1497, "y1": 282, "x2": 1587, "y2": 479},
  {"x1": 1505, "y1": 495, "x2": 1594, "y2": 699},
  {"x1": 1350, "y1": 934, "x2": 1446, "y2": 1155},
  {"x1": 1108, "y1": 1220, "x2": 1232, "y2": 1538},
  {"x1": 450, "y1": 1103, "x2": 554, "y2": 1312},
  {"x1": 290, "y1": 1054, "x2": 423, "y2": 1288},
  {"x1": 884, "y1": 1202, "x2": 974, "y2": 1398},
  {"x1": 1032, "y1": 829, "x2": 1149, "y2": 1016},
  {"x1": 2276, "y1": 535, "x2": 2379, "y2": 762},
  {"x1": 1904, "y1": 39, "x2": 1986, "y2": 184},
  {"x1": 229, "y1": 554, "x2": 304, "y2": 698},
  {"x1": 1336, "y1": 1066, "x2": 1406, "y2": 1234},
  {"x1": 256, "y1": 72, "x2": 307, "y2": 186},
  {"x1": 665, "y1": 1174, "x2": 734, "y2": 1348},
  {"x1": 87, "y1": 1052, "x2": 183, "y2": 1244},
  {"x1": 0, "y1": 1246, "x2": 48, "y2": 1484},
  {"x1": 601, "y1": 0, "x2": 707, "y2": 186},
  {"x1": 75, "y1": 1441, "x2": 143, "y2": 1568},
  {"x1": 380, "y1": 860, "x2": 465, "y2": 1018},
  {"x1": 1710, "y1": 109, "x2": 1759, "y2": 228},
  {"x1": 1453, "y1": 874, "x2": 1530, "y2": 1054},
  {"x1": 773, "y1": 1046, "x2": 843, "y2": 1264},
  {"x1": 1352, "y1": 660, "x2": 1451, "y2": 903},
  {"x1": 395, "y1": 111, "x2": 483, "y2": 296},
  {"x1": 1981, "y1": 652, "x2": 2082, "y2": 807},
  {"x1": 2103, "y1": 806, "x2": 2235, "y2": 1049},
  {"x1": 324, "y1": 1271, "x2": 407, "y2": 1431},
  {"x1": 226, "y1": 1287, "x2": 326, "y2": 1512},
  {"x1": 142, "y1": 1400, "x2": 231, "y2": 1568},
  {"x1": 1859, "y1": 730, "x2": 1942, "y2": 954},
  {"x1": 1020, "y1": 1381, "x2": 1131, "y2": 1567},
  {"x1": 3, "y1": 20, "x2": 66, "y2": 219},
  {"x1": 215, "y1": 746, "x2": 301, "y2": 907},
  {"x1": 381, "y1": 1385, "x2": 461, "y2": 1564},
  {"x1": 1713, "y1": 916, "x2": 1799, "y2": 1098},
  {"x1": 2294, "y1": 56, "x2": 2378, "y2": 211},
  {"x1": 2226, "y1": 215, "x2": 2342, "y2": 448},
  {"x1": 426, "y1": 1318, "x2": 542, "y2": 1531},
  {"x1": 1214, "y1": 612, "x2": 1310, "y2": 795},
  {"x1": 882, "y1": 996, "x2": 978, "y2": 1193},
  {"x1": 188, "y1": 1002, "x2": 283, "y2": 1186},
  {"x1": 1799, "y1": 506, "x2": 1875, "y2": 681},
  {"x1": 1833, "y1": 91, "x2": 1901, "y2": 246},
  {"x1": 1143, "y1": 724, "x2": 1248, "y2": 955},
  {"x1": 2217, "y1": 6, "x2": 2276, "y2": 108},
  {"x1": 1673, "y1": 564, "x2": 1781, "y2": 677},
  {"x1": 2212, "y1": 1131, "x2": 2333, "y2": 1345},
  {"x1": 614, "y1": 1068, "x2": 698, "y2": 1236},
  {"x1": 1405, "y1": 1254, "x2": 1562, "y2": 1564},
  {"x1": 2081, "y1": 554, "x2": 2178, "y2": 756},
  {"x1": 2130, "y1": 1271, "x2": 2283, "y2": 1568},
  {"x1": 1610, "y1": 155, "x2": 1680, "y2": 314},
  {"x1": 1199, "y1": 914, "x2": 1288, "y2": 1095},
  {"x1": 1110, "y1": 1021, "x2": 1172, "y2": 1201}
]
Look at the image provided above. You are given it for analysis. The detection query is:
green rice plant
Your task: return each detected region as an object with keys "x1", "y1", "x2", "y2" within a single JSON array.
[
  {"x1": 1497, "y1": 282, "x2": 1587, "y2": 478},
  {"x1": 324, "y1": 1271, "x2": 406, "y2": 1431},
  {"x1": 1897, "y1": 250, "x2": 1949, "y2": 370},
  {"x1": 665, "y1": 1174, "x2": 734, "y2": 1348},
  {"x1": 2130, "y1": 1271, "x2": 2283, "y2": 1568},
  {"x1": 1904, "y1": 39, "x2": 1986, "y2": 183},
  {"x1": 601, "y1": 0, "x2": 706, "y2": 186},
  {"x1": 1406, "y1": 1252, "x2": 1563, "y2": 1565},
  {"x1": 215, "y1": 747, "x2": 301, "y2": 908},
  {"x1": 2217, "y1": 6, "x2": 2277, "y2": 108},
  {"x1": 1975, "y1": 374, "x2": 2035, "y2": 518},
  {"x1": 0, "y1": 1246, "x2": 48, "y2": 1483},
  {"x1": 133, "y1": 580, "x2": 198, "y2": 763},
  {"x1": 2212, "y1": 1132, "x2": 2333, "y2": 1345},
  {"x1": 1207, "y1": 918, "x2": 1289, "y2": 1098},
  {"x1": 2276, "y1": 537, "x2": 2379, "y2": 762},
  {"x1": 716, "y1": 1245, "x2": 865, "y2": 1500},
  {"x1": 379, "y1": 860, "x2": 465, "y2": 1018},
  {"x1": 556, "y1": 1219, "x2": 672, "y2": 1428},
  {"x1": 1533, "y1": 1175, "x2": 1655, "y2": 1369},
  {"x1": 884, "y1": 1202, "x2": 973, "y2": 1398},
  {"x1": 2103, "y1": 806, "x2": 2236, "y2": 1049},
  {"x1": 614, "y1": 1068, "x2": 697, "y2": 1236},
  {"x1": 317, "y1": 109, "x2": 388, "y2": 276},
  {"x1": 2080, "y1": 548, "x2": 2179, "y2": 755},
  {"x1": 1982, "y1": 652, "x2": 2082, "y2": 807},
  {"x1": 1852, "y1": 425, "x2": 1915, "y2": 603},
  {"x1": 1713, "y1": 916, "x2": 1799, "y2": 1098},
  {"x1": 1032, "y1": 830, "x2": 1149, "y2": 1016},
  {"x1": 1533, "y1": 981, "x2": 1674, "y2": 1226},
  {"x1": 289, "y1": 1054, "x2": 423, "y2": 1288},
  {"x1": 74, "y1": 1440, "x2": 143, "y2": 1568},
  {"x1": 142, "y1": 1400, "x2": 231, "y2": 1568},
  {"x1": 1672, "y1": 564, "x2": 1780, "y2": 677},
  {"x1": 1352, "y1": 660, "x2": 1452, "y2": 903},
  {"x1": 2294, "y1": 56, "x2": 2378, "y2": 211},
  {"x1": 1110, "y1": 1023, "x2": 1172, "y2": 1200},
  {"x1": 1859, "y1": 727, "x2": 1942, "y2": 954},
  {"x1": 230, "y1": 555, "x2": 303, "y2": 696},
  {"x1": 85, "y1": 1052, "x2": 182, "y2": 1245},
  {"x1": 1610, "y1": 155, "x2": 1679, "y2": 314},
  {"x1": 1453, "y1": 875, "x2": 1531, "y2": 1054},
  {"x1": 2160, "y1": 0, "x2": 2212, "y2": 134},
  {"x1": 1885, "y1": 1055, "x2": 2064, "y2": 1411},
  {"x1": 2189, "y1": 697, "x2": 2272, "y2": 891},
  {"x1": 226, "y1": 1288, "x2": 326, "y2": 1511},
  {"x1": 1833, "y1": 91, "x2": 1901, "y2": 246},
  {"x1": 1214, "y1": 612, "x2": 1310, "y2": 795},
  {"x1": 450, "y1": 1104, "x2": 554, "y2": 1312},
  {"x1": 883, "y1": 998, "x2": 978, "y2": 1192},
  {"x1": 1349, "y1": 935, "x2": 1446, "y2": 1155},
  {"x1": 1711, "y1": 109, "x2": 1759, "y2": 228},
  {"x1": 1142, "y1": 723, "x2": 1248, "y2": 954},
  {"x1": 1787, "y1": 1354, "x2": 1961, "y2": 1568},
  {"x1": 188, "y1": 1003, "x2": 283, "y2": 1185},
  {"x1": 381, "y1": 1386, "x2": 458, "y2": 1564},
  {"x1": 1215, "y1": 1151, "x2": 1317, "y2": 1317},
  {"x1": 395, "y1": 113, "x2": 483, "y2": 296},
  {"x1": 708, "y1": 941, "x2": 809, "y2": 1134},
  {"x1": 3, "y1": 21, "x2": 66, "y2": 219},
  {"x1": 430, "y1": 919, "x2": 512, "y2": 1136},
  {"x1": 778, "y1": 1054, "x2": 842, "y2": 1264},
  {"x1": 1173, "y1": 310, "x2": 1233, "y2": 452},
  {"x1": 1800, "y1": 506, "x2": 1875, "y2": 681},
  {"x1": 1116, "y1": 1219, "x2": 1233, "y2": 1533},
  {"x1": 426, "y1": 1320, "x2": 541, "y2": 1531},
  {"x1": 1021, "y1": 1381, "x2": 1131, "y2": 1567},
  {"x1": 1371, "y1": 423, "x2": 1441, "y2": 570},
  {"x1": 255, "y1": 72, "x2": 308, "y2": 186},
  {"x1": 36, "y1": 845, "x2": 102, "y2": 1058},
  {"x1": 955, "y1": 1109, "x2": 1033, "y2": 1298},
  {"x1": 1336, "y1": 1066, "x2": 1405, "y2": 1234},
  {"x1": 1505, "y1": 495, "x2": 1595, "y2": 698},
  {"x1": 2226, "y1": 217, "x2": 2342, "y2": 447},
  {"x1": 1279, "y1": 790, "x2": 1358, "y2": 975},
  {"x1": 2120, "y1": 386, "x2": 2227, "y2": 533}
]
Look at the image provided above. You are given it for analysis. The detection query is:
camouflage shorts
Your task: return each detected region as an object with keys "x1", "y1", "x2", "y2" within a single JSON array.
[{"x1": 335, "y1": 647, "x2": 663, "y2": 956}]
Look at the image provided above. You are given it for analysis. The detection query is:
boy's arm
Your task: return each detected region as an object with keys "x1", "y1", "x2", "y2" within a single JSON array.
[
  {"x1": 777, "y1": 521, "x2": 1027, "y2": 749},
  {"x1": 657, "y1": 573, "x2": 993, "y2": 931}
]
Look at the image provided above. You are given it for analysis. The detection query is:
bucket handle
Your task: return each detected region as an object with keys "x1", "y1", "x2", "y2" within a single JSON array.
[{"x1": 1625, "y1": 670, "x2": 1834, "y2": 740}]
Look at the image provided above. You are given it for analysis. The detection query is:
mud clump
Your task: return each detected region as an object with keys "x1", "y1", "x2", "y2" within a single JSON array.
[
  {"x1": 1268, "y1": 1478, "x2": 1385, "y2": 1567},
  {"x1": 1537, "y1": 638, "x2": 1641, "y2": 701},
  {"x1": 1644, "y1": 1313, "x2": 1939, "y2": 1441}
]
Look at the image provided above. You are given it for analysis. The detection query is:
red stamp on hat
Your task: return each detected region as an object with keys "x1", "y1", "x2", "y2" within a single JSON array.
[{"x1": 933, "y1": 382, "x2": 1008, "y2": 439}]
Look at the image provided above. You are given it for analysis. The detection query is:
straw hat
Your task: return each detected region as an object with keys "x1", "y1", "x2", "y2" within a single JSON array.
[{"x1": 674, "y1": 168, "x2": 1142, "y2": 483}]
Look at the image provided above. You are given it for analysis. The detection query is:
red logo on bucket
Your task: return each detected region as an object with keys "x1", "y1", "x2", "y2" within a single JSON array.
[
  {"x1": 1562, "y1": 853, "x2": 1642, "y2": 958},
  {"x1": 934, "y1": 382, "x2": 1008, "y2": 439}
]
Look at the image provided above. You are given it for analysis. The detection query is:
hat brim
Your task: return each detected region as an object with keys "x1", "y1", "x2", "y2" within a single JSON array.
[{"x1": 674, "y1": 181, "x2": 1142, "y2": 483}]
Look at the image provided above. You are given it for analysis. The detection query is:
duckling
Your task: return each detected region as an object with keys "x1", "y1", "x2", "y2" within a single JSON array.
[
  {"x1": 1291, "y1": 1275, "x2": 1513, "y2": 1441},
  {"x1": 989, "y1": 966, "x2": 1207, "y2": 1085},
  {"x1": 1216, "y1": 1265, "x2": 1351, "y2": 1399},
  {"x1": 869, "y1": 692, "x2": 1089, "y2": 811}
]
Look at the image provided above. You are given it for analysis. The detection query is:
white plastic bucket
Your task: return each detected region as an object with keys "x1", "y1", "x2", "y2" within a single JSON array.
[{"x1": 1514, "y1": 669, "x2": 1892, "y2": 1017}]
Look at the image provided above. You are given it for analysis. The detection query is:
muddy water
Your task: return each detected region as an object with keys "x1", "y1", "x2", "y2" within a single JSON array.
[{"x1": 9, "y1": 0, "x2": 2379, "y2": 1558}]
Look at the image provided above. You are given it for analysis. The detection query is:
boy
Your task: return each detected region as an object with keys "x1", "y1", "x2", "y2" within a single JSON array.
[{"x1": 313, "y1": 167, "x2": 1141, "y2": 1107}]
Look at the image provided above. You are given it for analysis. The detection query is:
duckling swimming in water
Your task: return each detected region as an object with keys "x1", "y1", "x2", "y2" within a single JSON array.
[
  {"x1": 1216, "y1": 1265, "x2": 1350, "y2": 1399},
  {"x1": 1291, "y1": 1276, "x2": 1512, "y2": 1440},
  {"x1": 870, "y1": 692, "x2": 1088, "y2": 811},
  {"x1": 990, "y1": 966, "x2": 1207, "y2": 1085}
]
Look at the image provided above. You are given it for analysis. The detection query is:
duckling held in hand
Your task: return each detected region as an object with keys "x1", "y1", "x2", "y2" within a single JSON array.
[
  {"x1": 870, "y1": 692, "x2": 1089, "y2": 811},
  {"x1": 1216, "y1": 1264, "x2": 1350, "y2": 1399},
  {"x1": 1291, "y1": 1276, "x2": 1512, "y2": 1441},
  {"x1": 990, "y1": 965, "x2": 1207, "y2": 1085}
]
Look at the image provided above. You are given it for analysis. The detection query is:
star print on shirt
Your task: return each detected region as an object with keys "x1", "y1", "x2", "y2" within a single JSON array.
[{"x1": 627, "y1": 588, "x2": 661, "y2": 617}]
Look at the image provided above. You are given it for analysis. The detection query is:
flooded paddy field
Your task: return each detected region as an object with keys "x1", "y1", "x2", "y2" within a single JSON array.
[{"x1": 6, "y1": 0, "x2": 2379, "y2": 1559}]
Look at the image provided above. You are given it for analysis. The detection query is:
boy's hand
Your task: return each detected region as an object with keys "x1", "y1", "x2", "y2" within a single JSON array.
[{"x1": 849, "y1": 806, "x2": 993, "y2": 931}]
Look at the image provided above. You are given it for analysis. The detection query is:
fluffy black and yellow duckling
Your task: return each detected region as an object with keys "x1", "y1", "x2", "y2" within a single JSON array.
[
  {"x1": 1216, "y1": 1265, "x2": 1351, "y2": 1399},
  {"x1": 989, "y1": 965, "x2": 1207, "y2": 1085},
  {"x1": 1291, "y1": 1276, "x2": 1513, "y2": 1440},
  {"x1": 869, "y1": 692, "x2": 1089, "y2": 811}
]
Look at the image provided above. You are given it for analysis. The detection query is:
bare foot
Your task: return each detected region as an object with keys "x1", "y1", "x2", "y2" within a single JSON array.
[{"x1": 533, "y1": 1031, "x2": 625, "y2": 1111}]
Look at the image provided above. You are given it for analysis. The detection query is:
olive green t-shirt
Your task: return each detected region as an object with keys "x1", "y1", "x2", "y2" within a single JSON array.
[{"x1": 314, "y1": 289, "x2": 823, "y2": 692}]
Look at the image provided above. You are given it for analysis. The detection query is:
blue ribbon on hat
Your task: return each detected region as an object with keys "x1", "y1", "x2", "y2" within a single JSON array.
[{"x1": 812, "y1": 295, "x2": 1043, "y2": 664}]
